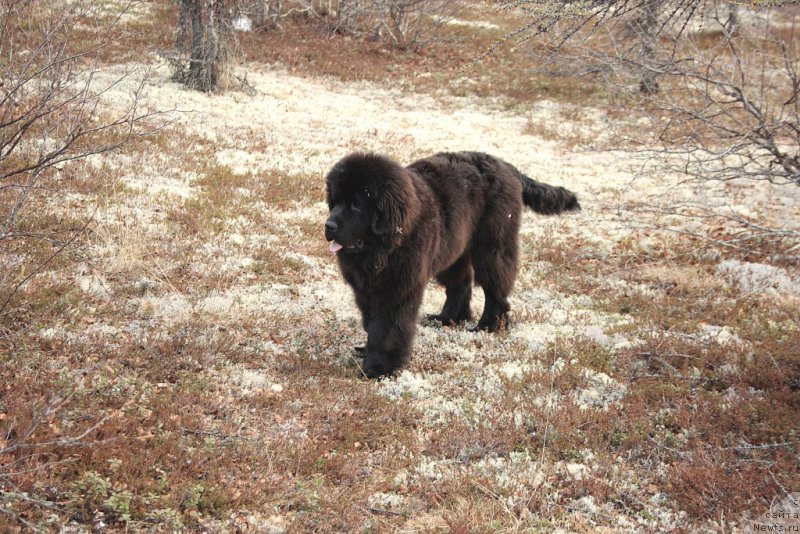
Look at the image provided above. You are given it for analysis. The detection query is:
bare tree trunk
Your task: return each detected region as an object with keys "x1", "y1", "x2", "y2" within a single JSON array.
[
  {"x1": 630, "y1": 0, "x2": 662, "y2": 94},
  {"x1": 176, "y1": 0, "x2": 190, "y2": 50},
  {"x1": 268, "y1": 0, "x2": 281, "y2": 29},
  {"x1": 188, "y1": 0, "x2": 204, "y2": 85},
  {"x1": 722, "y1": 3, "x2": 738, "y2": 35},
  {"x1": 205, "y1": 0, "x2": 220, "y2": 89},
  {"x1": 254, "y1": 0, "x2": 266, "y2": 26},
  {"x1": 175, "y1": 0, "x2": 233, "y2": 92},
  {"x1": 253, "y1": 0, "x2": 280, "y2": 29}
]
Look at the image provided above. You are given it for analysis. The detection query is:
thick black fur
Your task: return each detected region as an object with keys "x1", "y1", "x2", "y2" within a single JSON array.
[{"x1": 324, "y1": 151, "x2": 580, "y2": 378}]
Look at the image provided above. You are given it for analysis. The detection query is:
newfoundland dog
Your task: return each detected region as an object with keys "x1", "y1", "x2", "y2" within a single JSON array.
[{"x1": 324, "y1": 151, "x2": 580, "y2": 378}]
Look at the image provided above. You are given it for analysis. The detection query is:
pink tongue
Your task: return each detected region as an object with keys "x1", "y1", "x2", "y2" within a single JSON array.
[{"x1": 329, "y1": 241, "x2": 344, "y2": 253}]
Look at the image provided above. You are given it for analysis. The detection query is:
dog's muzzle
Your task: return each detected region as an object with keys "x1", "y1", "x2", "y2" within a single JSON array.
[{"x1": 324, "y1": 219, "x2": 338, "y2": 241}]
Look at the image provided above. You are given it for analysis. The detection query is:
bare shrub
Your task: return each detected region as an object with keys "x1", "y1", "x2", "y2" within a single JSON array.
[
  {"x1": 239, "y1": 0, "x2": 465, "y2": 50},
  {"x1": 0, "y1": 372, "x2": 115, "y2": 529},
  {"x1": 251, "y1": 0, "x2": 283, "y2": 29},
  {"x1": 377, "y1": 0, "x2": 465, "y2": 49},
  {"x1": 499, "y1": 0, "x2": 800, "y2": 186},
  {"x1": 0, "y1": 1, "x2": 167, "y2": 319},
  {"x1": 0, "y1": 3, "x2": 168, "y2": 523},
  {"x1": 497, "y1": 0, "x2": 800, "y2": 258}
]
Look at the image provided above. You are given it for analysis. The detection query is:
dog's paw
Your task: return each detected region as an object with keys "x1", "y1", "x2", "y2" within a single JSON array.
[
  {"x1": 471, "y1": 314, "x2": 510, "y2": 333},
  {"x1": 423, "y1": 314, "x2": 445, "y2": 327},
  {"x1": 361, "y1": 353, "x2": 400, "y2": 379},
  {"x1": 353, "y1": 345, "x2": 366, "y2": 355}
]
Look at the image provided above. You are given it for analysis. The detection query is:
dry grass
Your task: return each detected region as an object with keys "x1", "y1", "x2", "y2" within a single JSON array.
[
  {"x1": 240, "y1": 13, "x2": 607, "y2": 108},
  {"x1": 1, "y1": 1, "x2": 799, "y2": 532}
]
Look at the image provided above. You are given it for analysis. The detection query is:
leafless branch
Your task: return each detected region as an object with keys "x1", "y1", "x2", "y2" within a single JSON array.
[
  {"x1": 502, "y1": 1, "x2": 800, "y2": 186},
  {"x1": 0, "y1": 365, "x2": 116, "y2": 529},
  {"x1": 0, "y1": 503, "x2": 44, "y2": 533},
  {"x1": 0, "y1": 1, "x2": 175, "y2": 318},
  {"x1": 501, "y1": 1, "x2": 800, "y2": 260},
  {"x1": 235, "y1": 0, "x2": 465, "y2": 50}
]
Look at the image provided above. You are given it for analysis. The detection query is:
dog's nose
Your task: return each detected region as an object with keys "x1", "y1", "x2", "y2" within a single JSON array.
[{"x1": 325, "y1": 220, "x2": 338, "y2": 233}]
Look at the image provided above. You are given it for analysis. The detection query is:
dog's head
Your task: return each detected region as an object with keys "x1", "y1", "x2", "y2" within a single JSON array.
[
  {"x1": 324, "y1": 181, "x2": 371, "y2": 254},
  {"x1": 324, "y1": 153, "x2": 418, "y2": 254}
]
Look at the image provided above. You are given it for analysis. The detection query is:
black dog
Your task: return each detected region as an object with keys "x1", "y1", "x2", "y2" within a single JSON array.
[{"x1": 325, "y1": 152, "x2": 580, "y2": 378}]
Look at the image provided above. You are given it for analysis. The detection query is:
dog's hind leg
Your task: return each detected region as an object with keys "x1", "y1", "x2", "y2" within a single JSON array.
[
  {"x1": 471, "y1": 214, "x2": 520, "y2": 332},
  {"x1": 429, "y1": 254, "x2": 473, "y2": 326},
  {"x1": 472, "y1": 265, "x2": 515, "y2": 331}
]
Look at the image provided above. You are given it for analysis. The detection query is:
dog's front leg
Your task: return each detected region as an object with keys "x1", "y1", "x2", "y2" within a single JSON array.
[{"x1": 362, "y1": 298, "x2": 420, "y2": 379}]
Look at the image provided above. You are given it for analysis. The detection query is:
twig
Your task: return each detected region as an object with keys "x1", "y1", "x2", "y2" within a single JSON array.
[
  {"x1": 0, "y1": 209, "x2": 94, "y2": 317},
  {"x1": 180, "y1": 427, "x2": 260, "y2": 443},
  {"x1": 768, "y1": 469, "x2": 796, "y2": 504},
  {"x1": 722, "y1": 441, "x2": 794, "y2": 452},
  {"x1": 1, "y1": 414, "x2": 115, "y2": 455},
  {"x1": 470, "y1": 480, "x2": 522, "y2": 527},
  {"x1": 363, "y1": 506, "x2": 410, "y2": 518},
  {"x1": 0, "y1": 503, "x2": 44, "y2": 533},
  {"x1": 0, "y1": 457, "x2": 78, "y2": 478}
]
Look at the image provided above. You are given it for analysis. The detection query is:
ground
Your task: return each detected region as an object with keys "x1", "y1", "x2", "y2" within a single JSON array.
[{"x1": 1, "y1": 2, "x2": 799, "y2": 532}]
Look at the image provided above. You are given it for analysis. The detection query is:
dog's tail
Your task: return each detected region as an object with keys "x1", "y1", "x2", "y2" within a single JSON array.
[{"x1": 516, "y1": 170, "x2": 581, "y2": 215}]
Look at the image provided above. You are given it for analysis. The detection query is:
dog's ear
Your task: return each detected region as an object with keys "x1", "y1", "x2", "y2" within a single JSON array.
[
  {"x1": 371, "y1": 192, "x2": 403, "y2": 236},
  {"x1": 370, "y1": 170, "x2": 418, "y2": 238}
]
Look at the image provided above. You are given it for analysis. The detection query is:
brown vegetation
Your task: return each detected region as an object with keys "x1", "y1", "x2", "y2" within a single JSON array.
[{"x1": 1, "y1": 0, "x2": 798, "y2": 531}]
